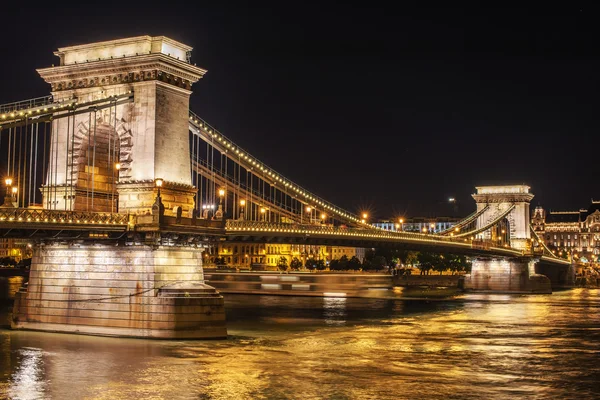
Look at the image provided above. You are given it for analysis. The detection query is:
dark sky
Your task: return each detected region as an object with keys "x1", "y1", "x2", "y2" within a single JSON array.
[{"x1": 0, "y1": 4, "x2": 597, "y2": 219}]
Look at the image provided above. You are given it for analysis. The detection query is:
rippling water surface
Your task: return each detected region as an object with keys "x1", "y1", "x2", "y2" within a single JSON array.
[{"x1": 1, "y1": 286, "x2": 599, "y2": 399}]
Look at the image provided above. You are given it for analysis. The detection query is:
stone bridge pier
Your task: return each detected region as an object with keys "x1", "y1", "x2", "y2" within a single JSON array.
[
  {"x1": 464, "y1": 186, "x2": 553, "y2": 293},
  {"x1": 12, "y1": 36, "x2": 227, "y2": 339}
]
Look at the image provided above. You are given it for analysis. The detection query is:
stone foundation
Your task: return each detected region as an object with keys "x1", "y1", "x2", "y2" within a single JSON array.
[
  {"x1": 11, "y1": 243, "x2": 227, "y2": 339},
  {"x1": 462, "y1": 258, "x2": 551, "y2": 293}
]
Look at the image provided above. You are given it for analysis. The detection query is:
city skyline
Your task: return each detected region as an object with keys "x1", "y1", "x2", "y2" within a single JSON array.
[{"x1": 0, "y1": 4, "x2": 597, "y2": 219}]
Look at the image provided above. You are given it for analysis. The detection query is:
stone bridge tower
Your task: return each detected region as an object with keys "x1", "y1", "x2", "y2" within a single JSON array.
[
  {"x1": 38, "y1": 36, "x2": 206, "y2": 215},
  {"x1": 472, "y1": 185, "x2": 534, "y2": 250}
]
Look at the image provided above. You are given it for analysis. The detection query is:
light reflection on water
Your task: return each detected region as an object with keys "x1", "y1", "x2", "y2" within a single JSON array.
[{"x1": 0, "y1": 289, "x2": 598, "y2": 399}]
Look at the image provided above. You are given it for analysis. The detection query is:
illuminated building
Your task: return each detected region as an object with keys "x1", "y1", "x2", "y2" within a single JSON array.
[
  {"x1": 532, "y1": 201, "x2": 600, "y2": 263},
  {"x1": 214, "y1": 243, "x2": 365, "y2": 268},
  {"x1": 373, "y1": 217, "x2": 459, "y2": 233}
]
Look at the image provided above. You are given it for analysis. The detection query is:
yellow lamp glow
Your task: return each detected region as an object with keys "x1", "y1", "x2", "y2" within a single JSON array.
[
  {"x1": 218, "y1": 188, "x2": 225, "y2": 197},
  {"x1": 155, "y1": 178, "x2": 163, "y2": 187},
  {"x1": 5, "y1": 177, "x2": 12, "y2": 186},
  {"x1": 240, "y1": 199, "x2": 246, "y2": 206}
]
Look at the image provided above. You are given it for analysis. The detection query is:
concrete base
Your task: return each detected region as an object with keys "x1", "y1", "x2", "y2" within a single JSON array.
[
  {"x1": 463, "y1": 258, "x2": 551, "y2": 294},
  {"x1": 11, "y1": 243, "x2": 227, "y2": 339}
]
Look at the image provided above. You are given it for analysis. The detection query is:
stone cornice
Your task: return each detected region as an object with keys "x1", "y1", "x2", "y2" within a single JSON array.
[
  {"x1": 472, "y1": 193, "x2": 535, "y2": 203},
  {"x1": 38, "y1": 54, "x2": 206, "y2": 86},
  {"x1": 117, "y1": 180, "x2": 195, "y2": 192}
]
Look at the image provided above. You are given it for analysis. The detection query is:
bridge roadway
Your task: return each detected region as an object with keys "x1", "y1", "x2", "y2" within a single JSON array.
[{"x1": 0, "y1": 207, "x2": 570, "y2": 265}]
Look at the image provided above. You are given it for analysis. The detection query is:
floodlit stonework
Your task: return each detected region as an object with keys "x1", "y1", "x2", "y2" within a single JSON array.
[
  {"x1": 12, "y1": 244, "x2": 226, "y2": 338},
  {"x1": 39, "y1": 35, "x2": 206, "y2": 215},
  {"x1": 11, "y1": 36, "x2": 227, "y2": 339}
]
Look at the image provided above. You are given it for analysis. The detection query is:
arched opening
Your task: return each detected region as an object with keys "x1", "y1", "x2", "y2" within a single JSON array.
[{"x1": 74, "y1": 122, "x2": 120, "y2": 212}]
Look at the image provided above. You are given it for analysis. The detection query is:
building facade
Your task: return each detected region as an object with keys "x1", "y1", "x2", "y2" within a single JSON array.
[
  {"x1": 373, "y1": 217, "x2": 459, "y2": 234},
  {"x1": 212, "y1": 243, "x2": 365, "y2": 269},
  {"x1": 532, "y1": 201, "x2": 600, "y2": 264}
]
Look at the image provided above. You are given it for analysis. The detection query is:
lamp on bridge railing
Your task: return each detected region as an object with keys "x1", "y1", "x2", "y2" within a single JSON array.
[
  {"x1": 430, "y1": 222, "x2": 436, "y2": 233},
  {"x1": 152, "y1": 178, "x2": 165, "y2": 220},
  {"x1": 399, "y1": 218, "x2": 404, "y2": 232},
  {"x1": 305, "y1": 206, "x2": 312, "y2": 224},
  {"x1": 260, "y1": 207, "x2": 266, "y2": 221},
  {"x1": 320, "y1": 213, "x2": 326, "y2": 225},
  {"x1": 1, "y1": 177, "x2": 13, "y2": 208},
  {"x1": 239, "y1": 199, "x2": 246, "y2": 220},
  {"x1": 11, "y1": 186, "x2": 18, "y2": 208},
  {"x1": 214, "y1": 188, "x2": 225, "y2": 219}
]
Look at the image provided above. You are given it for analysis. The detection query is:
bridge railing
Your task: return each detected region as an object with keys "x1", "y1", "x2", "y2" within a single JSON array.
[
  {"x1": 225, "y1": 220, "x2": 526, "y2": 255},
  {"x1": 0, "y1": 207, "x2": 129, "y2": 225},
  {"x1": 0, "y1": 95, "x2": 54, "y2": 114},
  {"x1": 227, "y1": 220, "x2": 499, "y2": 244}
]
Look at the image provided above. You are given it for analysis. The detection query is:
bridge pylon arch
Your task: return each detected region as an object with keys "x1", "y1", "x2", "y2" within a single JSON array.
[
  {"x1": 37, "y1": 35, "x2": 207, "y2": 215},
  {"x1": 471, "y1": 185, "x2": 534, "y2": 250}
]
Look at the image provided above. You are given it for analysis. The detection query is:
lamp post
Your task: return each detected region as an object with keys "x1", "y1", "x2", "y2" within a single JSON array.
[
  {"x1": 306, "y1": 206, "x2": 312, "y2": 224},
  {"x1": 11, "y1": 187, "x2": 18, "y2": 208},
  {"x1": 152, "y1": 178, "x2": 164, "y2": 221},
  {"x1": 260, "y1": 206, "x2": 266, "y2": 221},
  {"x1": 1, "y1": 177, "x2": 13, "y2": 207},
  {"x1": 320, "y1": 213, "x2": 326, "y2": 225},
  {"x1": 239, "y1": 199, "x2": 246, "y2": 220},
  {"x1": 215, "y1": 188, "x2": 225, "y2": 219},
  {"x1": 362, "y1": 213, "x2": 368, "y2": 226},
  {"x1": 399, "y1": 218, "x2": 404, "y2": 232}
]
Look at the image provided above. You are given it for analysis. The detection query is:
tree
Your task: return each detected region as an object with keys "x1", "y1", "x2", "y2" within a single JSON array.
[
  {"x1": 433, "y1": 254, "x2": 449, "y2": 275},
  {"x1": 0, "y1": 257, "x2": 17, "y2": 267},
  {"x1": 329, "y1": 259, "x2": 340, "y2": 271},
  {"x1": 417, "y1": 252, "x2": 437, "y2": 275},
  {"x1": 348, "y1": 256, "x2": 362, "y2": 271},
  {"x1": 277, "y1": 256, "x2": 288, "y2": 271},
  {"x1": 405, "y1": 251, "x2": 419, "y2": 267},
  {"x1": 315, "y1": 259, "x2": 326, "y2": 271},
  {"x1": 338, "y1": 254, "x2": 349, "y2": 270},
  {"x1": 290, "y1": 257, "x2": 303, "y2": 270},
  {"x1": 214, "y1": 256, "x2": 227, "y2": 266},
  {"x1": 305, "y1": 258, "x2": 316, "y2": 271}
]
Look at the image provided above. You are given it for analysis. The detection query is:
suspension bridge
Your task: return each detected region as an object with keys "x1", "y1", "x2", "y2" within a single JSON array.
[{"x1": 0, "y1": 36, "x2": 571, "y2": 339}]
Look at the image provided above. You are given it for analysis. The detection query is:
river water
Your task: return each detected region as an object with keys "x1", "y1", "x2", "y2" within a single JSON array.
[{"x1": 0, "y1": 277, "x2": 599, "y2": 399}]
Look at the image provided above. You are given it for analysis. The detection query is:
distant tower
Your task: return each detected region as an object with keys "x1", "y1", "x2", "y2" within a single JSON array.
[{"x1": 532, "y1": 205, "x2": 545, "y2": 232}]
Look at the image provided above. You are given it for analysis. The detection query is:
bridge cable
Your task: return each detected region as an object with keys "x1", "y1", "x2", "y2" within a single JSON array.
[
  {"x1": 70, "y1": 109, "x2": 76, "y2": 210},
  {"x1": 86, "y1": 112, "x2": 91, "y2": 211},
  {"x1": 33, "y1": 122, "x2": 39, "y2": 205},
  {"x1": 91, "y1": 109, "x2": 97, "y2": 210},
  {"x1": 42, "y1": 122, "x2": 47, "y2": 205},
  {"x1": 65, "y1": 114, "x2": 70, "y2": 210},
  {"x1": 28, "y1": 122, "x2": 34, "y2": 205},
  {"x1": 17, "y1": 124, "x2": 23, "y2": 207},
  {"x1": 52, "y1": 117, "x2": 59, "y2": 209}
]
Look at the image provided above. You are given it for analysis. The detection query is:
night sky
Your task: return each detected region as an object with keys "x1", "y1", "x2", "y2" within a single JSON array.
[{"x1": 0, "y1": 4, "x2": 597, "y2": 220}]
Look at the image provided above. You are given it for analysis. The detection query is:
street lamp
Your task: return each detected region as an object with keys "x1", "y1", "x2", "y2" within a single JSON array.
[
  {"x1": 155, "y1": 178, "x2": 163, "y2": 197},
  {"x1": 321, "y1": 213, "x2": 326, "y2": 224},
  {"x1": 260, "y1": 207, "x2": 266, "y2": 221},
  {"x1": 215, "y1": 188, "x2": 225, "y2": 219},
  {"x1": 11, "y1": 187, "x2": 18, "y2": 207},
  {"x1": 239, "y1": 199, "x2": 246, "y2": 220},
  {"x1": 1, "y1": 177, "x2": 13, "y2": 207},
  {"x1": 399, "y1": 218, "x2": 404, "y2": 232}
]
